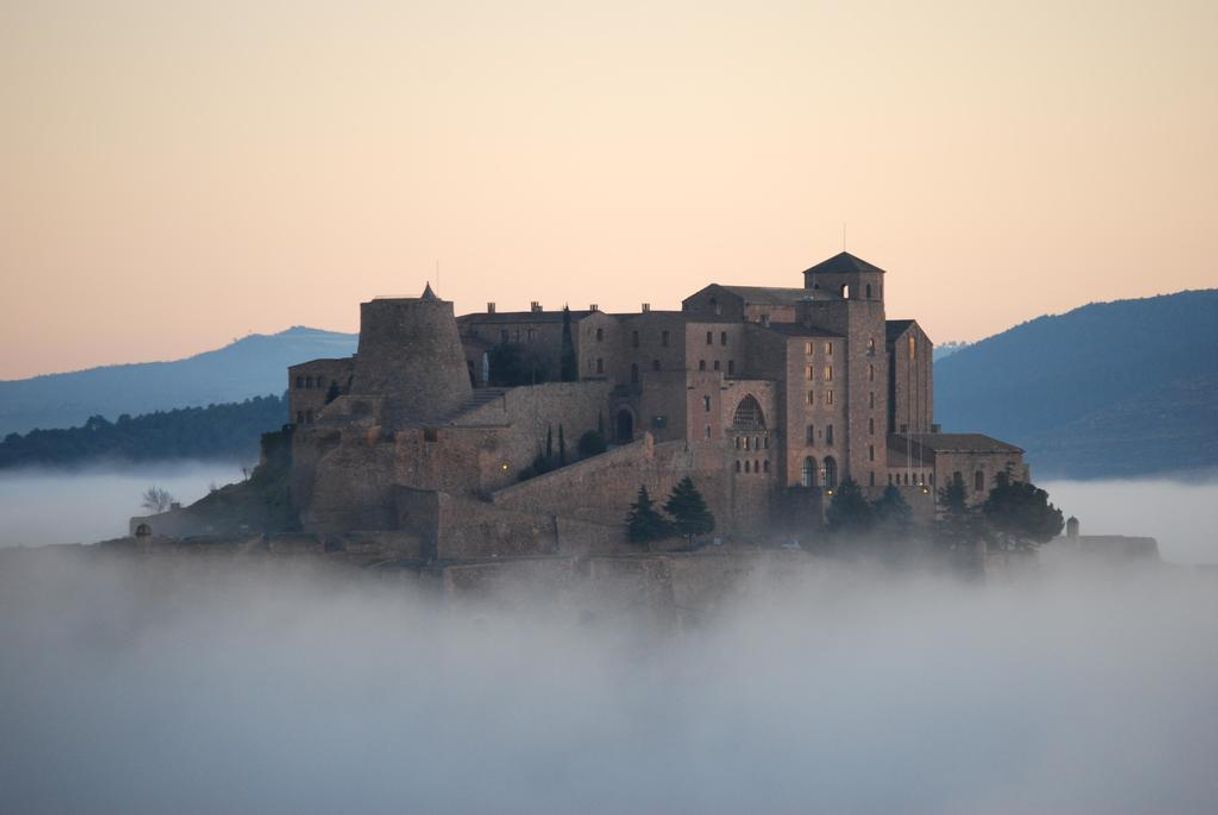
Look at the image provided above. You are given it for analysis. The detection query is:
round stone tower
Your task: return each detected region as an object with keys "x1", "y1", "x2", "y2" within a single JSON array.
[{"x1": 349, "y1": 283, "x2": 473, "y2": 426}]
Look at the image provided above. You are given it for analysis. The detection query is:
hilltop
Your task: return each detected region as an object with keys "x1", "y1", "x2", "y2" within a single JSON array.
[
  {"x1": 935, "y1": 289, "x2": 1218, "y2": 478},
  {"x1": 0, "y1": 327, "x2": 357, "y2": 436}
]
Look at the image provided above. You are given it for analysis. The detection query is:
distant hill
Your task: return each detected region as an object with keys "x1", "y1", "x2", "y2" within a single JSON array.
[
  {"x1": 0, "y1": 395, "x2": 287, "y2": 469},
  {"x1": 0, "y1": 327, "x2": 356, "y2": 436},
  {"x1": 935, "y1": 290, "x2": 1218, "y2": 479},
  {"x1": 932, "y1": 341, "x2": 970, "y2": 362}
]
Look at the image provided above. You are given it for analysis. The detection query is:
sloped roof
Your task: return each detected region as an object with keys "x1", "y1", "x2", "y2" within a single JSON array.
[
  {"x1": 457, "y1": 310, "x2": 594, "y2": 325},
  {"x1": 802, "y1": 251, "x2": 887, "y2": 276},
  {"x1": 885, "y1": 319, "x2": 917, "y2": 342},
  {"x1": 894, "y1": 433, "x2": 1023, "y2": 454},
  {"x1": 714, "y1": 285, "x2": 818, "y2": 305}
]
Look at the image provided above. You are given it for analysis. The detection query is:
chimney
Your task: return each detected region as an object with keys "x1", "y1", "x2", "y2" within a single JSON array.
[
  {"x1": 487, "y1": 302, "x2": 496, "y2": 314},
  {"x1": 590, "y1": 303, "x2": 599, "y2": 312},
  {"x1": 641, "y1": 303, "x2": 651, "y2": 313},
  {"x1": 530, "y1": 301, "x2": 542, "y2": 313}
]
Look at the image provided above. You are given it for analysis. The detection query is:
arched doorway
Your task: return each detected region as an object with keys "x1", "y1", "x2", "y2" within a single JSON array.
[
  {"x1": 616, "y1": 409, "x2": 634, "y2": 443},
  {"x1": 823, "y1": 456, "x2": 838, "y2": 489}
]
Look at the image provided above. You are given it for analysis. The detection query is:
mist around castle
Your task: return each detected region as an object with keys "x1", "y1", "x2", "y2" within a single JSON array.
[{"x1": 3, "y1": 256, "x2": 1218, "y2": 814}]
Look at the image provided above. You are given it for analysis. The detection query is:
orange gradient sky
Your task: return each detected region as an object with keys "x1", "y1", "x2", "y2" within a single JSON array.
[{"x1": 2, "y1": 0, "x2": 1216, "y2": 379}]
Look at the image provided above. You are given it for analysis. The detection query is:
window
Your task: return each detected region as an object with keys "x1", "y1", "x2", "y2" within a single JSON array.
[
  {"x1": 736, "y1": 460, "x2": 741, "y2": 472},
  {"x1": 763, "y1": 460, "x2": 770, "y2": 473},
  {"x1": 825, "y1": 341, "x2": 833, "y2": 355},
  {"x1": 699, "y1": 360, "x2": 706, "y2": 371},
  {"x1": 720, "y1": 331, "x2": 727, "y2": 346},
  {"x1": 806, "y1": 366, "x2": 814, "y2": 380},
  {"x1": 869, "y1": 471, "x2": 875, "y2": 486},
  {"x1": 743, "y1": 437, "x2": 751, "y2": 451},
  {"x1": 825, "y1": 390, "x2": 834, "y2": 405},
  {"x1": 596, "y1": 328, "x2": 603, "y2": 342},
  {"x1": 868, "y1": 337, "x2": 876, "y2": 355},
  {"x1": 296, "y1": 411, "x2": 304, "y2": 423},
  {"x1": 869, "y1": 417, "x2": 875, "y2": 434},
  {"x1": 652, "y1": 359, "x2": 660, "y2": 372},
  {"x1": 631, "y1": 363, "x2": 639, "y2": 384},
  {"x1": 807, "y1": 390, "x2": 815, "y2": 405},
  {"x1": 868, "y1": 444, "x2": 875, "y2": 462},
  {"x1": 500, "y1": 329, "x2": 509, "y2": 343},
  {"x1": 295, "y1": 376, "x2": 303, "y2": 389},
  {"x1": 806, "y1": 425, "x2": 815, "y2": 445},
  {"x1": 632, "y1": 330, "x2": 639, "y2": 348},
  {"x1": 713, "y1": 360, "x2": 721, "y2": 371},
  {"x1": 824, "y1": 366, "x2": 833, "y2": 381},
  {"x1": 805, "y1": 342, "x2": 814, "y2": 355},
  {"x1": 869, "y1": 364, "x2": 875, "y2": 382},
  {"x1": 826, "y1": 424, "x2": 834, "y2": 445},
  {"x1": 596, "y1": 358, "x2": 604, "y2": 374},
  {"x1": 735, "y1": 436, "x2": 741, "y2": 449},
  {"x1": 705, "y1": 425, "x2": 711, "y2": 439},
  {"x1": 866, "y1": 284, "x2": 873, "y2": 299},
  {"x1": 703, "y1": 395, "x2": 711, "y2": 412},
  {"x1": 908, "y1": 335, "x2": 916, "y2": 360},
  {"x1": 706, "y1": 331, "x2": 713, "y2": 345},
  {"x1": 869, "y1": 391, "x2": 875, "y2": 408},
  {"x1": 975, "y1": 471, "x2": 985, "y2": 493},
  {"x1": 731, "y1": 398, "x2": 766, "y2": 431},
  {"x1": 823, "y1": 456, "x2": 838, "y2": 488},
  {"x1": 802, "y1": 457, "x2": 817, "y2": 487},
  {"x1": 727, "y1": 360, "x2": 735, "y2": 375},
  {"x1": 661, "y1": 330, "x2": 670, "y2": 347},
  {"x1": 744, "y1": 460, "x2": 751, "y2": 473},
  {"x1": 423, "y1": 428, "x2": 438, "y2": 442},
  {"x1": 305, "y1": 376, "x2": 314, "y2": 388}
]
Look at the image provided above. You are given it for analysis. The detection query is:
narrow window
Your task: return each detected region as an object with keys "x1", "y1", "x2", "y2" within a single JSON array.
[
  {"x1": 826, "y1": 424, "x2": 834, "y2": 445},
  {"x1": 975, "y1": 471, "x2": 985, "y2": 493},
  {"x1": 869, "y1": 471, "x2": 875, "y2": 486},
  {"x1": 908, "y1": 335, "x2": 916, "y2": 360},
  {"x1": 596, "y1": 328, "x2": 604, "y2": 342},
  {"x1": 868, "y1": 337, "x2": 876, "y2": 355},
  {"x1": 632, "y1": 330, "x2": 639, "y2": 348},
  {"x1": 727, "y1": 360, "x2": 735, "y2": 375},
  {"x1": 705, "y1": 425, "x2": 711, "y2": 439},
  {"x1": 720, "y1": 331, "x2": 728, "y2": 346},
  {"x1": 661, "y1": 330, "x2": 670, "y2": 347},
  {"x1": 805, "y1": 342, "x2": 814, "y2": 355},
  {"x1": 866, "y1": 284, "x2": 873, "y2": 299},
  {"x1": 869, "y1": 444, "x2": 875, "y2": 462},
  {"x1": 527, "y1": 328, "x2": 536, "y2": 342},
  {"x1": 824, "y1": 366, "x2": 833, "y2": 381},
  {"x1": 706, "y1": 331, "x2": 713, "y2": 345},
  {"x1": 651, "y1": 359, "x2": 660, "y2": 372},
  {"x1": 806, "y1": 366, "x2": 814, "y2": 380},
  {"x1": 806, "y1": 425, "x2": 815, "y2": 445},
  {"x1": 735, "y1": 460, "x2": 741, "y2": 472},
  {"x1": 713, "y1": 360, "x2": 721, "y2": 371},
  {"x1": 703, "y1": 395, "x2": 711, "y2": 412},
  {"x1": 295, "y1": 376, "x2": 303, "y2": 389},
  {"x1": 764, "y1": 460, "x2": 770, "y2": 473},
  {"x1": 744, "y1": 437, "x2": 751, "y2": 451},
  {"x1": 869, "y1": 364, "x2": 875, "y2": 382},
  {"x1": 744, "y1": 460, "x2": 751, "y2": 473},
  {"x1": 807, "y1": 390, "x2": 814, "y2": 405},
  {"x1": 869, "y1": 417, "x2": 875, "y2": 434},
  {"x1": 869, "y1": 391, "x2": 875, "y2": 408},
  {"x1": 631, "y1": 363, "x2": 639, "y2": 384},
  {"x1": 825, "y1": 341, "x2": 833, "y2": 355},
  {"x1": 305, "y1": 376, "x2": 314, "y2": 389},
  {"x1": 596, "y1": 358, "x2": 604, "y2": 373},
  {"x1": 826, "y1": 390, "x2": 834, "y2": 405},
  {"x1": 699, "y1": 360, "x2": 706, "y2": 371}
]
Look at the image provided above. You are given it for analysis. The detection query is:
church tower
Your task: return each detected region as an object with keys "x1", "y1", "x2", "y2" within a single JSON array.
[{"x1": 803, "y1": 251, "x2": 885, "y2": 302}]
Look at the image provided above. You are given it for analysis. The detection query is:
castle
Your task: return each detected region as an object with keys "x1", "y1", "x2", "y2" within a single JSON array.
[{"x1": 288, "y1": 252, "x2": 1026, "y2": 559}]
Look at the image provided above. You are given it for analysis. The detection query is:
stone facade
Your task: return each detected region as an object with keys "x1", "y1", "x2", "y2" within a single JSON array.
[{"x1": 288, "y1": 251, "x2": 1026, "y2": 555}]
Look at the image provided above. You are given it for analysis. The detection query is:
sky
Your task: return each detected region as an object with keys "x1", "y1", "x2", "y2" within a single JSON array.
[{"x1": 2, "y1": 0, "x2": 1216, "y2": 379}]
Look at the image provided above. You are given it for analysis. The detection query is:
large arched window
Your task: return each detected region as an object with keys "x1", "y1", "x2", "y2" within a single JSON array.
[
  {"x1": 802, "y1": 457, "x2": 818, "y2": 488},
  {"x1": 732, "y1": 396, "x2": 765, "y2": 430},
  {"x1": 823, "y1": 456, "x2": 838, "y2": 489}
]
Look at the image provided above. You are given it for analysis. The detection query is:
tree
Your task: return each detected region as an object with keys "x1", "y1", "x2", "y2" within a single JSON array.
[
  {"x1": 577, "y1": 429, "x2": 607, "y2": 458},
  {"x1": 982, "y1": 473, "x2": 1064, "y2": 551},
  {"x1": 664, "y1": 477, "x2": 715, "y2": 539},
  {"x1": 558, "y1": 424, "x2": 567, "y2": 466},
  {"x1": 560, "y1": 306, "x2": 578, "y2": 382},
  {"x1": 140, "y1": 486, "x2": 176, "y2": 514},
  {"x1": 325, "y1": 381, "x2": 341, "y2": 404},
  {"x1": 935, "y1": 476, "x2": 980, "y2": 550},
  {"x1": 871, "y1": 484, "x2": 913, "y2": 538},
  {"x1": 825, "y1": 477, "x2": 873, "y2": 538},
  {"x1": 626, "y1": 486, "x2": 671, "y2": 544}
]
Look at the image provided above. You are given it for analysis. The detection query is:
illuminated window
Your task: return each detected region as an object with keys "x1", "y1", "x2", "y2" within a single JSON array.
[
  {"x1": 826, "y1": 390, "x2": 834, "y2": 405},
  {"x1": 805, "y1": 342, "x2": 814, "y2": 355},
  {"x1": 908, "y1": 335, "x2": 916, "y2": 360},
  {"x1": 806, "y1": 366, "x2": 815, "y2": 380},
  {"x1": 824, "y1": 366, "x2": 833, "y2": 381},
  {"x1": 825, "y1": 341, "x2": 833, "y2": 355}
]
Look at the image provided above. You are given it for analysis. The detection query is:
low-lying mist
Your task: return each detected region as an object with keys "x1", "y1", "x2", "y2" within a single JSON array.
[
  {"x1": 0, "y1": 461, "x2": 244, "y2": 546},
  {"x1": 1, "y1": 551, "x2": 1215, "y2": 814}
]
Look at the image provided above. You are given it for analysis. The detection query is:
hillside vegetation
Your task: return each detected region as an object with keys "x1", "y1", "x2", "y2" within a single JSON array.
[
  {"x1": 935, "y1": 289, "x2": 1218, "y2": 478},
  {"x1": 0, "y1": 395, "x2": 287, "y2": 469},
  {"x1": 0, "y1": 327, "x2": 355, "y2": 436}
]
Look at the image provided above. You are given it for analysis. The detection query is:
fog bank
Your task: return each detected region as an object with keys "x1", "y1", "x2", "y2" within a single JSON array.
[
  {"x1": 1, "y1": 552, "x2": 1215, "y2": 814},
  {"x1": 1043, "y1": 477, "x2": 1218, "y2": 565},
  {"x1": 0, "y1": 462, "x2": 243, "y2": 546}
]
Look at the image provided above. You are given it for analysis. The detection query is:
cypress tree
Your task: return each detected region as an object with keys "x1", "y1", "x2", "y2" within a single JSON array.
[
  {"x1": 981, "y1": 472, "x2": 1064, "y2": 551},
  {"x1": 664, "y1": 476, "x2": 715, "y2": 539},
  {"x1": 560, "y1": 306, "x2": 578, "y2": 382}
]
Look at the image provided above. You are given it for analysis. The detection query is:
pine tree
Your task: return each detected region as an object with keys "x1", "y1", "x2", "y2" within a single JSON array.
[
  {"x1": 626, "y1": 486, "x2": 671, "y2": 544},
  {"x1": 981, "y1": 472, "x2": 1064, "y2": 551},
  {"x1": 664, "y1": 476, "x2": 715, "y2": 539},
  {"x1": 871, "y1": 484, "x2": 913, "y2": 538},
  {"x1": 825, "y1": 477, "x2": 874, "y2": 538},
  {"x1": 935, "y1": 476, "x2": 981, "y2": 550}
]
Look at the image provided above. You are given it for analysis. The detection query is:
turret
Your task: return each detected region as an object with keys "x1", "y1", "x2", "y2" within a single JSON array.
[
  {"x1": 349, "y1": 284, "x2": 473, "y2": 426},
  {"x1": 803, "y1": 251, "x2": 885, "y2": 302}
]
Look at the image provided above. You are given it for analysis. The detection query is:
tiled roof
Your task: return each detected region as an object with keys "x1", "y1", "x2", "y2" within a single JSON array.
[
  {"x1": 715, "y1": 285, "x2": 818, "y2": 305},
  {"x1": 894, "y1": 433, "x2": 1023, "y2": 454},
  {"x1": 802, "y1": 251, "x2": 887, "y2": 276}
]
